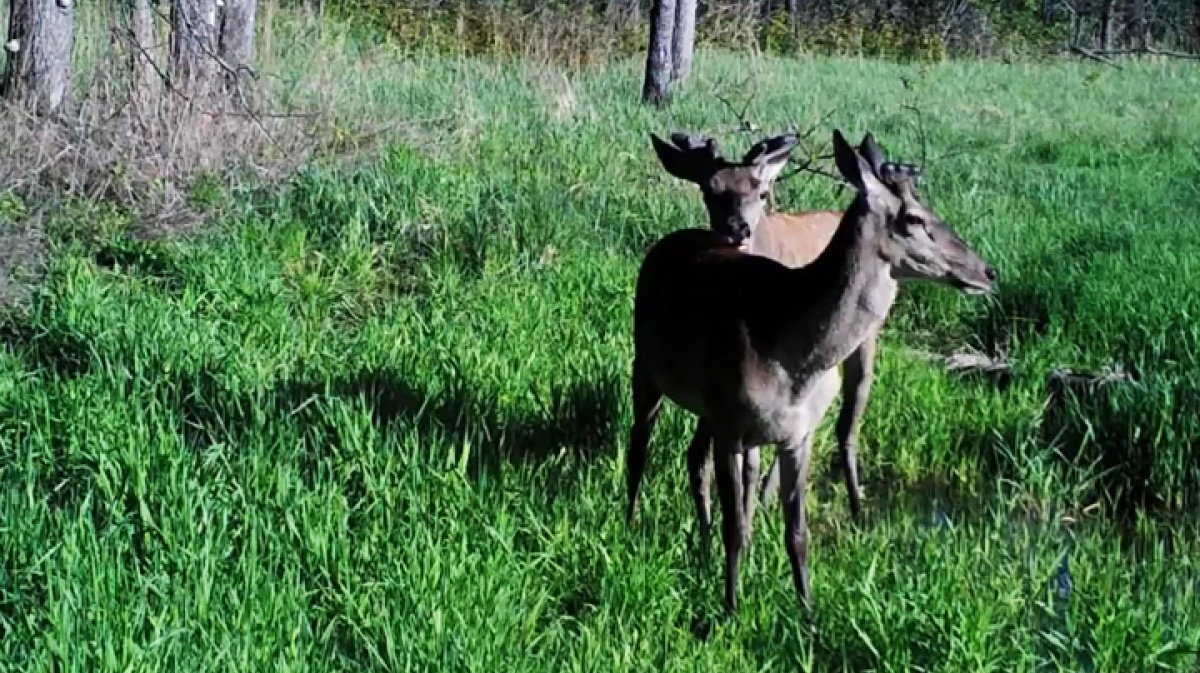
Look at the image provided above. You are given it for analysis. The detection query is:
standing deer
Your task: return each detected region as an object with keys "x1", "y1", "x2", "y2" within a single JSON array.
[
  {"x1": 627, "y1": 129, "x2": 995, "y2": 611},
  {"x1": 645, "y1": 132, "x2": 884, "y2": 523}
]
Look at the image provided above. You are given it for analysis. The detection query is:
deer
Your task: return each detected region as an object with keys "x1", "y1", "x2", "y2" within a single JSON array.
[
  {"x1": 646, "y1": 131, "x2": 884, "y2": 522},
  {"x1": 626, "y1": 129, "x2": 995, "y2": 612}
]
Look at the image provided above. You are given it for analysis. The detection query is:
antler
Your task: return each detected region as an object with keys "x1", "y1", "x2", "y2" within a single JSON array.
[
  {"x1": 668, "y1": 132, "x2": 722, "y2": 162},
  {"x1": 880, "y1": 161, "x2": 924, "y2": 185}
]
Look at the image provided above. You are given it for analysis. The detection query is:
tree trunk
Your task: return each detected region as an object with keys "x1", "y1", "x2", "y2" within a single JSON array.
[
  {"x1": 218, "y1": 0, "x2": 256, "y2": 84},
  {"x1": 131, "y1": 0, "x2": 158, "y2": 105},
  {"x1": 1194, "y1": 0, "x2": 1200, "y2": 51},
  {"x1": 671, "y1": 0, "x2": 695, "y2": 82},
  {"x1": 2, "y1": 0, "x2": 74, "y2": 115},
  {"x1": 170, "y1": 0, "x2": 220, "y2": 94},
  {"x1": 1131, "y1": 0, "x2": 1149, "y2": 49},
  {"x1": 1098, "y1": 0, "x2": 1114, "y2": 50},
  {"x1": 786, "y1": 0, "x2": 799, "y2": 39},
  {"x1": 642, "y1": 0, "x2": 675, "y2": 105}
]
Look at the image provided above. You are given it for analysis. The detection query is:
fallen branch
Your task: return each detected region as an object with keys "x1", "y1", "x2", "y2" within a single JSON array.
[
  {"x1": 1085, "y1": 46, "x2": 1200, "y2": 60},
  {"x1": 1069, "y1": 45, "x2": 1123, "y2": 69}
]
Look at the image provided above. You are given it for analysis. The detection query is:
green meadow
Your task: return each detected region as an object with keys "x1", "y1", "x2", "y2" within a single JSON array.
[{"x1": 2, "y1": 20, "x2": 1200, "y2": 671}]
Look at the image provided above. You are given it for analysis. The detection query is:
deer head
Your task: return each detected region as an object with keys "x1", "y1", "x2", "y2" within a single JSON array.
[
  {"x1": 650, "y1": 131, "x2": 797, "y2": 245},
  {"x1": 832, "y1": 129, "x2": 995, "y2": 295}
]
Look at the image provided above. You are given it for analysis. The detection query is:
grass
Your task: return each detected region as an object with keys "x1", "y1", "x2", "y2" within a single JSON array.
[{"x1": 3, "y1": 18, "x2": 1200, "y2": 671}]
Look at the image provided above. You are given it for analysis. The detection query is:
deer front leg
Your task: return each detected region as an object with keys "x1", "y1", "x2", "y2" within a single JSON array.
[
  {"x1": 779, "y1": 433, "x2": 816, "y2": 608},
  {"x1": 712, "y1": 430, "x2": 746, "y2": 613},
  {"x1": 833, "y1": 333, "x2": 876, "y2": 520},
  {"x1": 686, "y1": 417, "x2": 714, "y2": 560}
]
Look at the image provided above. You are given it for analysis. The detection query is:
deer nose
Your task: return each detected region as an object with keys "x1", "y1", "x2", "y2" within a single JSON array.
[{"x1": 984, "y1": 265, "x2": 997, "y2": 282}]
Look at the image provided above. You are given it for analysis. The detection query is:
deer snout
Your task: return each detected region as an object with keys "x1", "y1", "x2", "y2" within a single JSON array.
[
  {"x1": 728, "y1": 219, "x2": 752, "y2": 242},
  {"x1": 985, "y1": 265, "x2": 997, "y2": 282}
]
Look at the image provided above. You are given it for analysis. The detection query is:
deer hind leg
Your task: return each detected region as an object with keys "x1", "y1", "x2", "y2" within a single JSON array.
[
  {"x1": 760, "y1": 450, "x2": 782, "y2": 508},
  {"x1": 686, "y1": 417, "x2": 714, "y2": 559},
  {"x1": 626, "y1": 357, "x2": 663, "y2": 524},
  {"x1": 711, "y1": 428, "x2": 746, "y2": 612},
  {"x1": 833, "y1": 335, "x2": 876, "y2": 520},
  {"x1": 741, "y1": 444, "x2": 761, "y2": 538}
]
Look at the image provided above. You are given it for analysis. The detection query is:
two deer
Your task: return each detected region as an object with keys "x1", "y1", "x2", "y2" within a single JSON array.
[{"x1": 625, "y1": 127, "x2": 995, "y2": 612}]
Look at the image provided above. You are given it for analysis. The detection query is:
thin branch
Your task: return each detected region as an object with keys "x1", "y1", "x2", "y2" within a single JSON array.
[
  {"x1": 901, "y1": 104, "x2": 929, "y2": 173},
  {"x1": 712, "y1": 81, "x2": 759, "y2": 135}
]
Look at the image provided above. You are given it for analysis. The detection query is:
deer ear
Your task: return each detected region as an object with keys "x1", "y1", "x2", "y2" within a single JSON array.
[
  {"x1": 651, "y1": 133, "x2": 709, "y2": 184},
  {"x1": 857, "y1": 132, "x2": 886, "y2": 178},
  {"x1": 833, "y1": 129, "x2": 886, "y2": 197}
]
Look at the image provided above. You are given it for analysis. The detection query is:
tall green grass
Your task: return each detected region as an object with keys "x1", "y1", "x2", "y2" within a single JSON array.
[{"x1": 2, "y1": 24, "x2": 1200, "y2": 671}]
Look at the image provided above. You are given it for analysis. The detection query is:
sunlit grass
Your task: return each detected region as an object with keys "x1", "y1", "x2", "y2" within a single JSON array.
[{"x1": 2, "y1": 23, "x2": 1199, "y2": 671}]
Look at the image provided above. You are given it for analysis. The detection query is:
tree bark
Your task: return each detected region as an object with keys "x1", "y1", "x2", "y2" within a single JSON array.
[
  {"x1": 131, "y1": 0, "x2": 158, "y2": 105},
  {"x1": 786, "y1": 0, "x2": 799, "y2": 39},
  {"x1": 1099, "y1": 0, "x2": 1115, "y2": 50},
  {"x1": 1131, "y1": 0, "x2": 1149, "y2": 49},
  {"x1": 170, "y1": 0, "x2": 220, "y2": 94},
  {"x1": 218, "y1": 0, "x2": 256, "y2": 78},
  {"x1": 2, "y1": 0, "x2": 74, "y2": 115},
  {"x1": 642, "y1": 0, "x2": 675, "y2": 105},
  {"x1": 671, "y1": 0, "x2": 695, "y2": 82}
]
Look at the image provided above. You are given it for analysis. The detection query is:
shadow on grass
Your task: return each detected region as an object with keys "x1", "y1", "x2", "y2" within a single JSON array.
[
  {"x1": 0, "y1": 321, "x2": 93, "y2": 379},
  {"x1": 91, "y1": 238, "x2": 187, "y2": 295},
  {"x1": 173, "y1": 361, "x2": 621, "y2": 499}
]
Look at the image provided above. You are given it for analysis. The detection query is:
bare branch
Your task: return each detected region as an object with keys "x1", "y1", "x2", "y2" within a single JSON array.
[{"x1": 1069, "y1": 44, "x2": 1123, "y2": 68}]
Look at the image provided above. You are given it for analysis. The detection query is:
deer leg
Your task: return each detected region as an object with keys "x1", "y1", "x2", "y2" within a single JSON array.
[
  {"x1": 779, "y1": 433, "x2": 815, "y2": 608},
  {"x1": 742, "y1": 445, "x2": 761, "y2": 538},
  {"x1": 686, "y1": 417, "x2": 714, "y2": 559},
  {"x1": 833, "y1": 335, "x2": 875, "y2": 520},
  {"x1": 760, "y1": 452, "x2": 781, "y2": 508},
  {"x1": 712, "y1": 430, "x2": 745, "y2": 612},
  {"x1": 626, "y1": 357, "x2": 662, "y2": 524}
]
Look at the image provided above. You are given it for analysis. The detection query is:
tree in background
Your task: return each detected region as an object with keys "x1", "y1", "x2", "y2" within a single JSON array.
[
  {"x1": 160, "y1": 0, "x2": 257, "y2": 99},
  {"x1": 642, "y1": 0, "x2": 696, "y2": 105},
  {"x1": 219, "y1": 0, "x2": 257, "y2": 86},
  {"x1": 170, "y1": 0, "x2": 220, "y2": 93},
  {"x1": 672, "y1": 0, "x2": 696, "y2": 80},
  {"x1": 2, "y1": 0, "x2": 74, "y2": 114}
]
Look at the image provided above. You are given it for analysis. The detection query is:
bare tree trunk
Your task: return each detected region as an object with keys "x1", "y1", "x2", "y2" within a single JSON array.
[
  {"x1": 2, "y1": 0, "x2": 74, "y2": 115},
  {"x1": 171, "y1": 0, "x2": 219, "y2": 94},
  {"x1": 671, "y1": 0, "x2": 695, "y2": 82},
  {"x1": 218, "y1": 0, "x2": 256, "y2": 83},
  {"x1": 304, "y1": 0, "x2": 321, "y2": 24},
  {"x1": 642, "y1": 0, "x2": 675, "y2": 105},
  {"x1": 130, "y1": 0, "x2": 159, "y2": 105},
  {"x1": 1132, "y1": 0, "x2": 1149, "y2": 49},
  {"x1": 786, "y1": 0, "x2": 799, "y2": 39},
  {"x1": 1194, "y1": 0, "x2": 1200, "y2": 51},
  {"x1": 1099, "y1": 0, "x2": 1115, "y2": 49}
]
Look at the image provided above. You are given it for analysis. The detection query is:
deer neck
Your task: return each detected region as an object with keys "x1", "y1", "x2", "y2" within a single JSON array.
[{"x1": 778, "y1": 196, "x2": 897, "y2": 374}]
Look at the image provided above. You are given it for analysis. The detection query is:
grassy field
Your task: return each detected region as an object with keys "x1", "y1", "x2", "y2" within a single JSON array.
[{"x1": 3, "y1": 24, "x2": 1200, "y2": 671}]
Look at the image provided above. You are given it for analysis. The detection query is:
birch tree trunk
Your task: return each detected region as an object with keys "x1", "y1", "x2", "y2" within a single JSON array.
[
  {"x1": 218, "y1": 0, "x2": 256, "y2": 91},
  {"x1": 170, "y1": 0, "x2": 220, "y2": 94},
  {"x1": 642, "y1": 0, "x2": 675, "y2": 105},
  {"x1": 671, "y1": 0, "x2": 696, "y2": 82},
  {"x1": 131, "y1": 0, "x2": 158, "y2": 105},
  {"x1": 2, "y1": 0, "x2": 74, "y2": 115}
]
